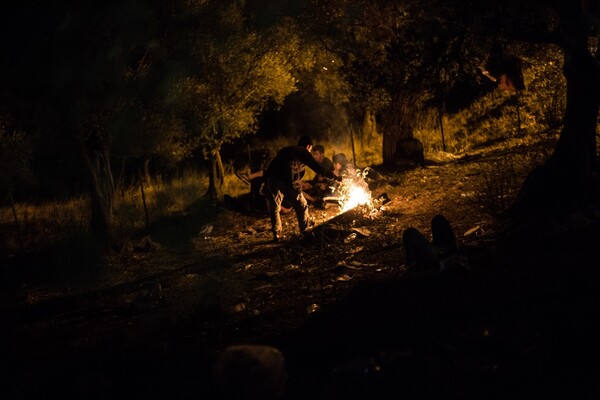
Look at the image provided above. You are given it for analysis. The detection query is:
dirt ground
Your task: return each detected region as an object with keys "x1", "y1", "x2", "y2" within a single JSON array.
[{"x1": 2, "y1": 140, "x2": 600, "y2": 399}]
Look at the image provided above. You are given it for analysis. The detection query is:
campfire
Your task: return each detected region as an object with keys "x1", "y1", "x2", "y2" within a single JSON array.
[
  {"x1": 328, "y1": 167, "x2": 378, "y2": 214},
  {"x1": 307, "y1": 167, "x2": 388, "y2": 244}
]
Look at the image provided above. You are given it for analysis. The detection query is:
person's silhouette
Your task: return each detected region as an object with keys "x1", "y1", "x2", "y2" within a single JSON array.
[{"x1": 402, "y1": 215, "x2": 466, "y2": 273}]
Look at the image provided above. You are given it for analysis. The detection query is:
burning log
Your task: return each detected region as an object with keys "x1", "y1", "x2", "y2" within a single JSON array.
[
  {"x1": 305, "y1": 193, "x2": 390, "y2": 244},
  {"x1": 304, "y1": 163, "x2": 390, "y2": 244}
]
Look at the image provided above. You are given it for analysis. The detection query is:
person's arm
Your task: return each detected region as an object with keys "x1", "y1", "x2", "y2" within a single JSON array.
[
  {"x1": 315, "y1": 158, "x2": 334, "y2": 183},
  {"x1": 300, "y1": 150, "x2": 341, "y2": 181}
]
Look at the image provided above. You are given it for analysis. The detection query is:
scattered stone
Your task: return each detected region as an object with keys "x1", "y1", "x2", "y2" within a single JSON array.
[
  {"x1": 463, "y1": 225, "x2": 482, "y2": 237},
  {"x1": 333, "y1": 274, "x2": 353, "y2": 282},
  {"x1": 307, "y1": 303, "x2": 320, "y2": 314}
]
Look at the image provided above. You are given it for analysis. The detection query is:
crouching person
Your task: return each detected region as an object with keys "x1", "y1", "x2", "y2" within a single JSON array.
[
  {"x1": 264, "y1": 136, "x2": 341, "y2": 242},
  {"x1": 402, "y1": 215, "x2": 469, "y2": 274}
]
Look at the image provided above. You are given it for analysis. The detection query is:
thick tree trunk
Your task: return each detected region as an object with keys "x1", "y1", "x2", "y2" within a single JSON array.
[
  {"x1": 381, "y1": 93, "x2": 418, "y2": 165},
  {"x1": 549, "y1": 42, "x2": 599, "y2": 205},
  {"x1": 207, "y1": 148, "x2": 225, "y2": 204},
  {"x1": 82, "y1": 129, "x2": 115, "y2": 247},
  {"x1": 509, "y1": 25, "x2": 600, "y2": 219}
]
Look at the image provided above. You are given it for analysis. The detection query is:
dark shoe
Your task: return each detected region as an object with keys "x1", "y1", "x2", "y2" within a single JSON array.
[
  {"x1": 298, "y1": 230, "x2": 314, "y2": 242},
  {"x1": 235, "y1": 170, "x2": 251, "y2": 185}
]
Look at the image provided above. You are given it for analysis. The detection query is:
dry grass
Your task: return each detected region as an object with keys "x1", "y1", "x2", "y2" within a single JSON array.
[
  {"x1": 114, "y1": 170, "x2": 207, "y2": 235},
  {"x1": 0, "y1": 168, "x2": 250, "y2": 253},
  {"x1": 0, "y1": 129, "x2": 383, "y2": 253},
  {"x1": 414, "y1": 91, "x2": 537, "y2": 158},
  {"x1": 0, "y1": 197, "x2": 89, "y2": 253},
  {"x1": 0, "y1": 123, "x2": 549, "y2": 254}
]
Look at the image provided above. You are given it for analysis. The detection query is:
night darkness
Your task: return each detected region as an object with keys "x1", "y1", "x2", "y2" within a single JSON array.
[{"x1": 1, "y1": 1, "x2": 600, "y2": 399}]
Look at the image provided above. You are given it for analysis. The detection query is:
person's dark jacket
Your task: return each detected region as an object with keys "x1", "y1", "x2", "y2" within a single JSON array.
[{"x1": 265, "y1": 145, "x2": 338, "y2": 188}]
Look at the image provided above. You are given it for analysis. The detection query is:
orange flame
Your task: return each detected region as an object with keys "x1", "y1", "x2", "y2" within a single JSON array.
[{"x1": 338, "y1": 168, "x2": 373, "y2": 213}]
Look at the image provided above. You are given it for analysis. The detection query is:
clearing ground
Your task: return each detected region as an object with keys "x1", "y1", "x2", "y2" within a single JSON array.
[{"x1": 2, "y1": 138, "x2": 600, "y2": 399}]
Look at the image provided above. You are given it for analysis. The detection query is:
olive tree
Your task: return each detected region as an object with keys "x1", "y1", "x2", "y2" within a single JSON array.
[
  {"x1": 300, "y1": 0, "x2": 484, "y2": 164},
  {"x1": 173, "y1": 1, "x2": 298, "y2": 203}
]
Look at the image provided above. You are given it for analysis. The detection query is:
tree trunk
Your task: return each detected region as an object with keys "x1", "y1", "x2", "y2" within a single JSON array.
[
  {"x1": 360, "y1": 108, "x2": 378, "y2": 151},
  {"x1": 381, "y1": 93, "x2": 418, "y2": 165},
  {"x1": 207, "y1": 148, "x2": 225, "y2": 204},
  {"x1": 82, "y1": 128, "x2": 115, "y2": 247},
  {"x1": 143, "y1": 158, "x2": 151, "y2": 181},
  {"x1": 509, "y1": 24, "x2": 600, "y2": 219}
]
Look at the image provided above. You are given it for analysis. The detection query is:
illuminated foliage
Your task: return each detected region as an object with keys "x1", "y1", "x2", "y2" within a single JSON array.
[
  {"x1": 177, "y1": 35, "x2": 297, "y2": 156},
  {"x1": 171, "y1": 1, "x2": 298, "y2": 201},
  {"x1": 300, "y1": 0, "x2": 495, "y2": 163}
]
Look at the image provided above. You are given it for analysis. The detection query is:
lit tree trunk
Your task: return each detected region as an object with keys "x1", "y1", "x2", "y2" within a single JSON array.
[
  {"x1": 360, "y1": 108, "x2": 378, "y2": 151},
  {"x1": 381, "y1": 93, "x2": 418, "y2": 165},
  {"x1": 207, "y1": 148, "x2": 225, "y2": 204},
  {"x1": 143, "y1": 158, "x2": 151, "y2": 181},
  {"x1": 82, "y1": 128, "x2": 115, "y2": 247},
  {"x1": 510, "y1": 24, "x2": 600, "y2": 218}
]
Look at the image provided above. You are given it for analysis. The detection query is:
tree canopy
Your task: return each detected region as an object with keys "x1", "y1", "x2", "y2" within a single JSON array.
[{"x1": 167, "y1": 1, "x2": 300, "y2": 200}]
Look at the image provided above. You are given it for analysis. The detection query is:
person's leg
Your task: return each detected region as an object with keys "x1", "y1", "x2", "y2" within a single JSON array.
[
  {"x1": 431, "y1": 214, "x2": 458, "y2": 255},
  {"x1": 402, "y1": 227, "x2": 438, "y2": 269},
  {"x1": 266, "y1": 179, "x2": 284, "y2": 240},
  {"x1": 312, "y1": 185, "x2": 327, "y2": 209},
  {"x1": 281, "y1": 185, "x2": 310, "y2": 233}
]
